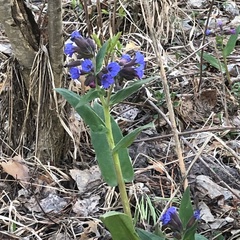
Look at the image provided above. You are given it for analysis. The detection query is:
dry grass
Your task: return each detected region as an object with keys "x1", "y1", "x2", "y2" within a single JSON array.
[{"x1": 0, "y1": 0, "x2": 240, "y2": 239}]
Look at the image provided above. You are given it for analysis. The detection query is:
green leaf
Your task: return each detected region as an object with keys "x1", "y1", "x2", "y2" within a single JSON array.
[
  {"x1": 179, "y1": 187, "x2": 193, "y2": 228},
  {"x1": 136, "y1": 228, "x2": 165, "y2": 240},
  {"x1": 75, "y1": 88, "x2": 105, "y2": 108},
  {"x1": 93, "y1": 101, "x2": 134, "y2": 182},
  {"x1": 107, "y1": 32, "x2": 122, "y2": 54},
  {"x1": 202, "y1": 52, "x2": 226, "y2": 72},
  {"x1": 110, "y1": 76, "x2": 157, "y2": 106},
  {"x1": 183, "y1": 222, "x2": 198, "y2": 240},
  {"x1": 223, "y1": 25, "x2": 240, "y2": 58},
  {"x1": 96, "y1": 41, "x2": 109, "y2": 73},
  {"x1": 101, "y1": 211, "x2": 140, "y2": 240},
  {"x1": 55, "y1": 88, "x2": 106, "y2": 133},
  {"x1": 195, "y1": 234, "x2": 208, "y2": 240},
  {"x1": 91, "y1": 130, "x2": 117, "y2": 186},
  {"x1": 113, "y1": 122, "x2": 154, "y2": 154},
  {"x1": 91, "y1": 33, "x2": 102, "y2": 48}
]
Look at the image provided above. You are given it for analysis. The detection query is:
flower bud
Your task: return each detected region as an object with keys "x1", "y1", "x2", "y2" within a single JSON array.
[
  {"x1": 64, "y1": 60, "x2": 81, "y2": 68},
  {"x1": 205, "y1": 29, "x2": 212, "y2": 36},
  {"x1": 119, "y1": 67, "x2": 138, "y2": 80},
  {"x1": 72, "y1": 37, "x2": 96, "y2": 59},
  {"x1": 186, "y1": 210, "x2": 201, "y2": 229},
  {"x1": 85, "y1": 74, "x2": 97, "y2": 88},
  {"x1": 160, "y1": 207, "x2": 183, "y2": 233}
]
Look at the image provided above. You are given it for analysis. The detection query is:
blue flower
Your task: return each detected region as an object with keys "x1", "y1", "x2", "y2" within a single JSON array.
[
  {"x1": 160, "y1": 207, "x2": 177, "y2": 225},
  {"x1": 120, "y1": 54, "x2": 131, "y2": 63},
  {"x1": 101, "y1": 74, "x2": 114, "y2": 89},
  {"x1": 186, "y1": 209, "x2": 201, "y2": 229},
  {"x1": 217, "y1": 19, "x2": 223, "y2": 27},
  {"x1": 82, "y1": 59, "x2": 93, "y2": 72},
  {"x1": 135, "y1": 66, "x2": 144, "y2": 79},
  {"x1": 205, "y1": 29, "x2": 212, "y2": 36},
  {"x1": 160, "y1": 207, "x2": 183, "y2": 234},
  {"x1": 229, "y1": 28, "x2": 236, "y2": 35},
  {"x1": 193, "y1": 210, "x2": 201, "y2": 220},
  {"x1": 135, "y1": 51, "x2": 145, "y2": 66},
  {"x1": 64, "y1": 43, "x2": 75, "y2": 57},
  {"x1": 69, "y1": 67, "x2": 81, "y2": 79},
  {"x1": 107, "y1": 62, "x2": 120, "y2": 77},
  {"x1": 71, "y1": 31, "x2": 81, "y2": 40}
]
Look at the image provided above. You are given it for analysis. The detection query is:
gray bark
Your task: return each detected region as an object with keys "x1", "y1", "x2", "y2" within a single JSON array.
[
  {"x1": 0, "y1": 0, "x2": 69, "y2": 164},
  {"x1": 0, "y1": 0, "x2": 39, "y2": 88},
  {"x1": 48, "y1": 0, "x2": 63, "y2": 88}
]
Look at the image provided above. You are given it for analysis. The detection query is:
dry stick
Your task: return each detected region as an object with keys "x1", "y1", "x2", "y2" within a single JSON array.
[
  {"x1": 142, "y1": 1, "x2": 188, "y2": 190},
  {"x1": 111, "y1": 0, "x2": 117, "y2": 35},
  {"x1": 198, "y1": 0, "x2": 215, "y2": 92},
  {"x1": 96, "y1": 0, "x2": 104, "y2": 43},
  {"x1": 82, "y1": 0, "x2": 92, "y2": 36},
  {"x1": 134, "y1": 126, "x2": 239, "y2": 143}
]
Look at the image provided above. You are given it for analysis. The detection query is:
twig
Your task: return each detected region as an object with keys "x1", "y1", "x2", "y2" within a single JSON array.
[
  {"x1": 134, "y1": 126, "x2": 239, "y2": 143},
  {"x1": 96, "y1": 0, "x2": 104, "y2": 43},
  {"x1": 82, "y1": 0, "x2": 93, "y2": 36}
]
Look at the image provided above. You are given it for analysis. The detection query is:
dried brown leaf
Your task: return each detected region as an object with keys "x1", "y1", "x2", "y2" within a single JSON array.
[{"x1": 1, "y1": 155, "x2": 30, "y2": 183}]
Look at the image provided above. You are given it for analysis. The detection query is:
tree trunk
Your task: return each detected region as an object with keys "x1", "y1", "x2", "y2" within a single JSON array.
[{"x1": 0, "y1": 0, "x2": 70, "y2": 164}]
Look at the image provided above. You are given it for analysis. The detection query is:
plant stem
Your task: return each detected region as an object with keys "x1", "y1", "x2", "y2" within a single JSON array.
[
  {"x1": 223, "y1": 55, "x2": 231, "y2": 86},
  {"x1": 101, "y1": 96, "x2": 132, "y2": 218}
]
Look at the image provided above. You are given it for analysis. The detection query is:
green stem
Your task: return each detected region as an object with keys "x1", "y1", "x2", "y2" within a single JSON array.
[{"x1": 100, "y1": 95, "x2": 132, "y2": 218}]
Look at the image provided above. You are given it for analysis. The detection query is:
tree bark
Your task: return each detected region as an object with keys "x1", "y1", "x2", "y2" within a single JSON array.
[
  {"x1": 0, "y1": 0, "x2": 39, "y2": 88},
  {"x1": 0, "y1": 0, "x2": 69, "y2": 164},
  {"x1": 48, "y1": 0, "x2": 63, "y2": 88}
]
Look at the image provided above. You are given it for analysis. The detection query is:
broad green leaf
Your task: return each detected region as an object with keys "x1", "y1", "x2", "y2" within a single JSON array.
[
  {"x1": 195, "y1": 234, "x2": 208, "y2": 240},
  {"x1": 93, "y1": 101, "x2": 134, "y2": 182},
  {"x1": 110, "y1": 76, "x2": 157, "y2": 106},
  {"x1": 136, "y1": 228, "x2": 165, "y2": 240},
  {"x1": 91, "y1": 130, "x2": 117, "y2": 186},
  {"x1": 202, "y1": 52, "x2": 226, "y2": 73},
  {"x1": 223, "y1": 25, "x2": 240, "y2": 58},
  {"x1": 101, "y1": 211, "x2": 140, "y2": 240},
  {"x1": 179, "y1": 187, "x2": 193, "y2": 228},
  {"x1": 96, "y1": 41, "x2": 108, "y2": 73},
  {"x1": 55, "y1": 88, "x2": 106, "y2": 133},
  {"x1": 113, "y1": 122, "x2": 154, "y2": 154},
  {"x1": 75, "y1": 88, "x2": 105, "y2": 108}
]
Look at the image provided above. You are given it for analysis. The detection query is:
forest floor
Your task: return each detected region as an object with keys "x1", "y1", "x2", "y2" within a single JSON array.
[{"x1": 0, "y1": 0, "x2": 240, "y2": 239}]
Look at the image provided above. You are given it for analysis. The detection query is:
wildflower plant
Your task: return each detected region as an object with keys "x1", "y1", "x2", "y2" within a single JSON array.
[
  {"x1": 203, "y1": 23, "x2": 240, "y2": 86},
  {"x1": 156, "y1": 187, "x2": 206, "y2": 240},
  {"x1": 56, "y1": 30, "x2": 155, "y2": 239},
  {"x1": 56, "y1": 31, "x2": 207, "y2": 240}
]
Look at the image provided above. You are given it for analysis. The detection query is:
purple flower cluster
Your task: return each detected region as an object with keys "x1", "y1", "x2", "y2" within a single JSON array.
[
  {"x1": 205, "y1": 19, "x2": 236, "y2": 36},
  {"x1": 160, "y1": 206, "x2": 200, "y2": 239},
  {"x1": 64, "y1": 31, "x2": 145, "y2": 89}
]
